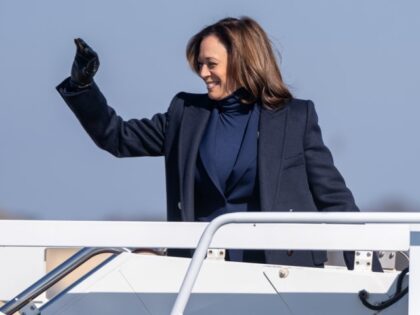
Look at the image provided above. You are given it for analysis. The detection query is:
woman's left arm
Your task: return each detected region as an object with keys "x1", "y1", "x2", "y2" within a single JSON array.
[
  {"x1": 304, "y1": 100, "x2": 359, "y2": 212},
  {"x1": 304, "y1": 102, "x2": 385, "y2": 271}
]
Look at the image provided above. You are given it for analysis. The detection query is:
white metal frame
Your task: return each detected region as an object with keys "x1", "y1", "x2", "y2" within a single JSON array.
[
  {"x1": 167, "y1": 212, "x2": 420, "y2": 315},
  {"x1": 0, "y1": 212, "x2": 420, "y2": 315}
]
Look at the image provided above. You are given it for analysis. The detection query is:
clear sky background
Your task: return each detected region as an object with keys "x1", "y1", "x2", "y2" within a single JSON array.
[{"x1": 0, "y1": 0, "x2": 419, "y2": 220}]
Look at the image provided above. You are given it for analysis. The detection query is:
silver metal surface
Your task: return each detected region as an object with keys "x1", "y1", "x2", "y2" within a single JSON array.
[
  {"x1": 20, "y1": 301, "x2": 40, "y2": 315},
  {"x1": 0, "y1": 247, "x2": 128, "y2": 315}
]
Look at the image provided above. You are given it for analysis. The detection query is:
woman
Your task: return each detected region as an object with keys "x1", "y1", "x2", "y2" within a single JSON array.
[{"x1": 57, "y1": 17, "x2": 375, "y2": 269}]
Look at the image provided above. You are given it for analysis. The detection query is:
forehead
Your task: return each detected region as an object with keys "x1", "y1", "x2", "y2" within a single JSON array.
[{"x1": 198, "y1": 35, "x2": 228, "y2": 61}]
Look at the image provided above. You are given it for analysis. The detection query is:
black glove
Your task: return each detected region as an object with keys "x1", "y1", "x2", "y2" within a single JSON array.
[{"x1": 70, "y1": 38, "x2": 100, "y2": 87}]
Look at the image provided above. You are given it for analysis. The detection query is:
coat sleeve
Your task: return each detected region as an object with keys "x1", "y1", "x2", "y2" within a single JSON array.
[
  {"x1": 303, "y1": 100, "x2": 359, "y2": 212},
  {"x1": 56, "y1": 78, "x2": 174, "y2": 157},
  {"x1": 303, "y1": 101, "x2": 384, "y2": 271}
]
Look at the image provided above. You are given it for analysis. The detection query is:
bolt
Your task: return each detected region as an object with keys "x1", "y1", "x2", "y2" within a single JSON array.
[
  {"x1": 279, "y1": 268, "x2": 289, "y2": 279},
  {"x1": 356, "y1": 251, "x2": 360, "y2": 256},
  {"x1": 31, "y1": 305, "x2": 36, "y2": 310},
  {"x1": 367, "y1": 252, "x2": 371, "y2": 257},
  {"x1": 378, "y1": 251, "x2": 385, "y2": 258},
  {"x1": 389, "y1": 253, "x2": 395, "y2": 259}
]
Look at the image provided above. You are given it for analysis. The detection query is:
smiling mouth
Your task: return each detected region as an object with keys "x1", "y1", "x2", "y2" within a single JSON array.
[{"x1": 206, "y1": 81, "x2": 220, "y2": 89}]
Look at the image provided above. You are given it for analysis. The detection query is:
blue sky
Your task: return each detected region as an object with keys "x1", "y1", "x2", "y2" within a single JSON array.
[{"x1": 0, "y1": 0, "x2": 419, "y2": 220}]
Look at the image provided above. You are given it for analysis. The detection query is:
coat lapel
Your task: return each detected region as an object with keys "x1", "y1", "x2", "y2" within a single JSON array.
[
  {"x1": 225, "y1": 104, "x2": 260, "y2": 194},
  {"x1": 197, "y1": 110, "x2": 225, "y2": 196},
  {"x1": 258, "y1": 105, "x2": 289, "y2": 212},
  {"x1": 178, "y1": 96, "x2": 211, "y2": 221}
]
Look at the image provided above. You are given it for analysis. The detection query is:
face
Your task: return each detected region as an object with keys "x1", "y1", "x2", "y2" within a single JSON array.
[{"x1": 198, "y1": 35, "x2": 235, "y2": 100}]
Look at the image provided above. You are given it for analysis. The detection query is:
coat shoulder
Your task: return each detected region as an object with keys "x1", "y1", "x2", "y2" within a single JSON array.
[
  {"x1": 172, "y1": 92, "x2": 210, "y2": 109},
  {"x1": 286, "y1": 98, "x2": 313, "y2": 113},
  {"x1": 284, "y1": 98, "x2": 318, "y2": 124},
  {"x1": 165, "y1": 92, "x2": 210, "y2": 129}
]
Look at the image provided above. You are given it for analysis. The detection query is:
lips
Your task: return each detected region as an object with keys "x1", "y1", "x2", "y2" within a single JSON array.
[{"x1": 206, "y1": 81, "x2": 220, "y2": 89}]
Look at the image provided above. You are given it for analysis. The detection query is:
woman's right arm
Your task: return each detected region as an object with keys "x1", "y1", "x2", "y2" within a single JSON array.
[
  {"x1": 56, "y1": 38, "x2": 168, "y2": 157},
  {"x1": 57, "y1": 79, "x2": 168, "y2": 157}
]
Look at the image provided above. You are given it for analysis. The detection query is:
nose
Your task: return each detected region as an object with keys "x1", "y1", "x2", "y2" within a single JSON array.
[{"x1": 199, "y1": 64, "x2": 210, "y2": 79}]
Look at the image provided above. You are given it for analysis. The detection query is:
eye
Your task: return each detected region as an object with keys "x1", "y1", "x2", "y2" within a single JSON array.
[
  {"x1": 197, "y1": 62, "x2": 204, "y2": 68},
  {"x1": 208, "y1": 62, "x2": 217, "y2": 69}
]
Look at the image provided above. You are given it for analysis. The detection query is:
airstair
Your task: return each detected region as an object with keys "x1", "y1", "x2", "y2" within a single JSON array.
[{"x1": 0, "y1": 212, "x2": 419, "y2": 315}]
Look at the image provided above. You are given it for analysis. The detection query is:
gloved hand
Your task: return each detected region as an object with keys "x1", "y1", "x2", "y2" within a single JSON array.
[{"x1": 70, "y1": 38, "x2": 100, "y2": 87}]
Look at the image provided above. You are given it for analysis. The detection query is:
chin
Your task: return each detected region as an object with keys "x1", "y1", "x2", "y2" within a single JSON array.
[
  {"x1": 207, "y1": 91, "x2": 226, "y2": 101},
  {"x1": 207, "y1": 92, "x2": 220, "y2": 100}
]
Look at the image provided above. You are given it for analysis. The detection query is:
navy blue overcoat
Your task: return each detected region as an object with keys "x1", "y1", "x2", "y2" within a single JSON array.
[{"x1": 57, "y1": 78, "x2": 359, "y2": 267}]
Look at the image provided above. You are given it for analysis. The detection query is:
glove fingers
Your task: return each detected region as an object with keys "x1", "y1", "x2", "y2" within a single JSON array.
[
  {"x1": 71, "y1": 38, "x2": 100, "y2": 86},
  {"x1": 74, "y1": 38, "x2": 85, "y2": 53},
  {"x1": 74, "y1": 38, "x2": 97, "y2": 58}
]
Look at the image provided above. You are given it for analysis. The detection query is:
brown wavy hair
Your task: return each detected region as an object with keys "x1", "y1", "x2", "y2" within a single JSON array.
[{"x1": 186, "y1": 17, "x2": 292, "y2": 108}]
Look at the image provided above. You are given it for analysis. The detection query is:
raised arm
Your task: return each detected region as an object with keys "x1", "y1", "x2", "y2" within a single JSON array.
[{"x1": 56, "y1": 38, "x2": 167, "y2": 157}]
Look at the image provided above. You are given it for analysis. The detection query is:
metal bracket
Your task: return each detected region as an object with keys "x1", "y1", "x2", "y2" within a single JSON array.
[
  {"x1": 378, "y1": 251, "x2": 397, "y2": 270},
  {"x1": 20, "y1": 301, "x2": 40, "y2": 315},
  {"x1": 354, "y1": 251, "x2": 373, "y2": 271},
  {"x1": 206, "y1": 248, "x2": 225, "y2": 260}
]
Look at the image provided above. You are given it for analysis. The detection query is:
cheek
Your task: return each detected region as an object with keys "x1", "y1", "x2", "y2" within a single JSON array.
[
  {"x1": 221, "y1": 72, "x2": 229, "y2": 87},
  {"x1": 213, "y1": 68, "x2": 226, "y2": 82},
  {"x1": 217, "y1": 74, "x2": 227, "y2": 87}
]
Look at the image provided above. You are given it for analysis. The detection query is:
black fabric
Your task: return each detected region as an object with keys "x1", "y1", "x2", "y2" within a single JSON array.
[{"x1": 57, "y1": 77, "x2": 367, "y2": 269}]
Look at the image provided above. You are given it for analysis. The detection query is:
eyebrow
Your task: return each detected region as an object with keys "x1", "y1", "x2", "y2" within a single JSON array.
[{"x1": 197, "y1": 57, "x2": 219, "y2": 63}]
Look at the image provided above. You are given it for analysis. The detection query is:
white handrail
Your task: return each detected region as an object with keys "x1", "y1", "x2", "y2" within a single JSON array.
[
  {"x1": 0, "y1": 219, "x2": 411, "y2": 250},
  {"x1": 169, "y1": 212, "x2": 420, "y2": 315}
]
